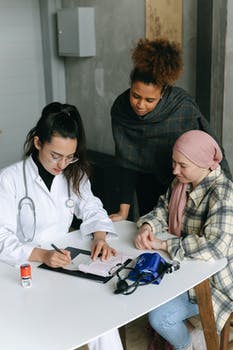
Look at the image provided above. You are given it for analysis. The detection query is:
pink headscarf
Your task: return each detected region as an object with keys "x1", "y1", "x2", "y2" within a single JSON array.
[{"x1": 168, "y1": 130, "x2": 222, "y2": 236}]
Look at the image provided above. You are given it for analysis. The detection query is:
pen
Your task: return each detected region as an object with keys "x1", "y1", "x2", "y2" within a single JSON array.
[
  {"x1": 51, "y1": 243, "x2": 73, "y2": 264},
  {"x1": 51, "y1": 243, "x2": 65, "y2": 255}
]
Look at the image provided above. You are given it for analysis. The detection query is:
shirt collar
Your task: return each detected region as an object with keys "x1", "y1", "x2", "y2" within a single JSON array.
[
  {"x1": 188, "y1": 166, "x2": 222, "y2": 206},
  {"x1": 32, "y1": 153, "x2": 55, "y2": 190}
]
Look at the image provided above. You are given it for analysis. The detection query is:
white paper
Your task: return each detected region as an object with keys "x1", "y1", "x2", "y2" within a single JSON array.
[
  {"x1": 63, "y1": 254, "x2": 92, "y2": 271},
  {"x1": 64, "y1": 252, "x2": 132, "y2": 277}
]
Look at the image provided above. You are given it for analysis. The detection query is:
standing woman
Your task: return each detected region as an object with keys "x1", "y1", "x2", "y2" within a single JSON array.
[
  {"x1": 135, "y1": 130, "x2": 233, "y2": 350},
  {"x1": 110, "y1": 38, "x2": 231, "y2": 222}
]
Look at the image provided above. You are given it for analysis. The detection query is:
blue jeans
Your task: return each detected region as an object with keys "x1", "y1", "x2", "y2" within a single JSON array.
[{"x1": 149, "y1": 291, "x2": 199, "y2": 350}]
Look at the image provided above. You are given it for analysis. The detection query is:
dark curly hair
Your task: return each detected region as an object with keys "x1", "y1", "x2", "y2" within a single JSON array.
[{"x1": 130, "y1": 38, "x2": 183, "y2": 88}]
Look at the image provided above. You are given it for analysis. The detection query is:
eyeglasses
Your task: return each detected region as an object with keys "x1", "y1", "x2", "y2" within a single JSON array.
[{"x1": 49, "y1": 152, "x2": 79, "y2": 164}]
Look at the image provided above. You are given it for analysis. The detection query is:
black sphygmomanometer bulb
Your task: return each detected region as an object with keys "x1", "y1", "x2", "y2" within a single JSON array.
[{"x1": 114, "y1": 280, "x2": 129, "y2": 294}]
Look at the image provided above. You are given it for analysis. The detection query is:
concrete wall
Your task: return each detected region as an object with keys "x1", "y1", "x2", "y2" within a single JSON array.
[
  {"x1": 223, "y1": 0, "x2": 233, "y2": 173},
  {"x1": 62, "y1": 0, "x2": 198, "y2": 155},
  {"x1": 0, "y1": 0, "x2": 45, "y2": 168},
  {"x1": 0, "y1": 1, "x2": 232, "y2": 172}
]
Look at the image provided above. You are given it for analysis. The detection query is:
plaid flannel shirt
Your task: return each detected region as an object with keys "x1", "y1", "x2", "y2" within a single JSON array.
[{"x1": 137, "y1": 166, "x2": 233, "y2": 332}]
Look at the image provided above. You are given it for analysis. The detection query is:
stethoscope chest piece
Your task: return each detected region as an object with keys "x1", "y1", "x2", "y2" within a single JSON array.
[
  {"x1": 19, "y1": 160, "x2": 75, "y2": 242},
  {"x1": 66, "y1": 198, "x2": 74, "y2": 208}
]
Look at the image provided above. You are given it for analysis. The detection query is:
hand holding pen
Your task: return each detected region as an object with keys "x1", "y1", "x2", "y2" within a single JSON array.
[{"x1": 50, "y1": 243, "x2": 72, "y2": 267}]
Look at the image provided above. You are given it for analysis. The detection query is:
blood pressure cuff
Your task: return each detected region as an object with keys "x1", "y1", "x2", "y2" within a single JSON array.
[{"x1": 127, "y1": 252, "x2": 173, "y2": 285}]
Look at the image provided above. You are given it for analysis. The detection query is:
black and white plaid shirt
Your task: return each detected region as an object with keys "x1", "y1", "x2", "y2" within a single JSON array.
[{"x1": 137, "y1": 166, "x2": 233, "y2": 332}]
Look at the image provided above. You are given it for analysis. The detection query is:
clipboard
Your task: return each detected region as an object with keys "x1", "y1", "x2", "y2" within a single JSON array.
[{"x1": 38, "y1": 246, "x2": 133, "y2": 283}]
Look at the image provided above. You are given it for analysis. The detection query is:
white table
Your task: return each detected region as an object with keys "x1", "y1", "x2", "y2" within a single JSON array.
[{"x1": 0, "y1": 221, "x2": 226, "y2": 350}]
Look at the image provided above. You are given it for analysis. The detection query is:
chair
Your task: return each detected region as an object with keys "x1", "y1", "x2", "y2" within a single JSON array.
[{"x1": 220, "y1": 312, "x2": 233, "y2": 350}]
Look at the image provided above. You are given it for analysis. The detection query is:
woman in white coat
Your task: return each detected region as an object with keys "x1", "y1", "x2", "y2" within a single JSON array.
[{"x1": 0, "y1": 102, "x2": 123, "y2": 350}]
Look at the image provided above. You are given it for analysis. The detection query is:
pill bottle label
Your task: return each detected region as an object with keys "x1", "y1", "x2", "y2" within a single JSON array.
[{"x1": 20, "y1": 263, "x2": 32, "y2": 288}]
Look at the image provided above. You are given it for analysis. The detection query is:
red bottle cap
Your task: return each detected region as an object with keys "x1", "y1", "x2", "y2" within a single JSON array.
[{"x1": 20, "y1": 264, "x2": 31, "y2": 278}]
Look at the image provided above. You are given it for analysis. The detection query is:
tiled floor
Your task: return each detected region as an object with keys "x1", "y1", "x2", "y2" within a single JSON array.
[
  {"x1": 76, "y1": 315, "x2": 225, "y2": 350},
  {"x1": 123, "y1": 315, "x2": 153, "y2": 349},
  {"x1": 76, "y1": 315, "x2": 153, "y2": 350}
]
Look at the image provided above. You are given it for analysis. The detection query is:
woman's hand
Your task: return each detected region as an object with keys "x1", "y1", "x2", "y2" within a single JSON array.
[
  {"x1": 135, "y1": 223, "x2": 168, "y2": 251},
  {"x1": 109, "y1": 204, "x2": 130, "y2": 222},
  {"x1": 109, "y1": 212, "x2": 126, "y2": 222},
  {"x1": 135, "y1": 223, "x2": 155, "y2": 250},
  {"x1": 29, "y1": 247, "x2": 71, "y2": 268},
  {"x1": 91, "y1": 232, "x2": 117, "y2": 261}
]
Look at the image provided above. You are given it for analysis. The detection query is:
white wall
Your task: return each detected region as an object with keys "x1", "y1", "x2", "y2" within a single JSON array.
[{"x1": 0, "y1": 0, "x2": 45, "y2": 168}]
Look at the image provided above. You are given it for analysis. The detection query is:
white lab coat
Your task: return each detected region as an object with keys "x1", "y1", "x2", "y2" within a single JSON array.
[
  {"x1": 0, "y1": 156, "x2": 117, "y2": 266},
  {"x1": 88, "y1": 329, "x2": 123, "y2": 350}
]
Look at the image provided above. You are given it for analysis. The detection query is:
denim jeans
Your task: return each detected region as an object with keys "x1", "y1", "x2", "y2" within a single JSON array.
[{"x1": 148, "y1": 291, "x2": 199, "y2": 350}]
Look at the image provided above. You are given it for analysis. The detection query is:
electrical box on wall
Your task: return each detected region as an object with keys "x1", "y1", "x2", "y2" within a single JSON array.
[{"x1": 57, "y1": 7, "x2": 96, "y2": 57}]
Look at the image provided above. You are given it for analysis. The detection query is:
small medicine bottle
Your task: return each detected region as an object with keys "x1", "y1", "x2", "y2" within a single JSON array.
[{"x1": 20, "y1": 263, "x2": 32, "y2": 288}]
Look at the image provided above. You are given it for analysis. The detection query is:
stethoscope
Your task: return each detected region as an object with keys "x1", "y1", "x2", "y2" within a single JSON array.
[{"x1": 18, "y1": 160, "x2": 74, "y2": 242}]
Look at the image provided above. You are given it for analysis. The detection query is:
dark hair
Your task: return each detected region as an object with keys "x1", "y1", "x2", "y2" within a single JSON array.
[
  {"x1": 23, "y1": 102, "x2": 90, "y2": 193},
  {"x1": 130, "y1": 38, "x2": 183, "y2": 88}
]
